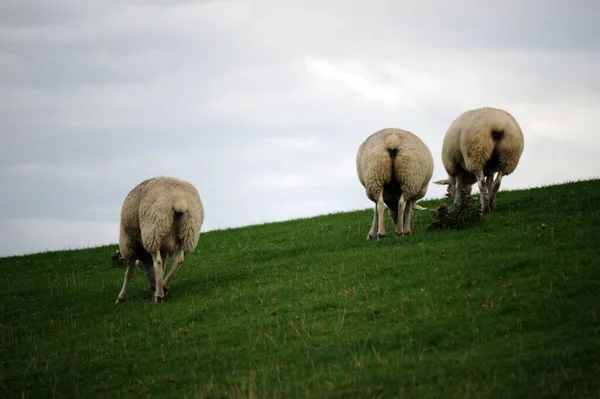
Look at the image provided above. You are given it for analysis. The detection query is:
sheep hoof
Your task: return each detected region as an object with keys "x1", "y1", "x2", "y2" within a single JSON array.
[
  {"x1": 478, "y1": 208, "x2": 492, "y2": 216},
  {"x1": 367, "y1": 233, "x2": 377, "y2": 240},
  {"x1": 115, "y1": 297, "x2": 124, "y2": 304},
  {"x1": 394, "y1": 231, "x2": 403, "y2": 237},
  {"x1": 377, "y1": 233, "x2": 386, "y2": 239},
  {"x1": 155, "y1": 295, "x2": 165, "y2": 303},
  {"x1": 403, "y1": 231, "x2": 411, "y2": 236}
]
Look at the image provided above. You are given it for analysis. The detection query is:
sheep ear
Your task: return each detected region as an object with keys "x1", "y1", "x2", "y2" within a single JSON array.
[
  {"x1": 433, "y1": 179, "x2": 449, "y2": 185},
  {"x1": 413, "y1": 204, "x2": 427, "y2": 211}
]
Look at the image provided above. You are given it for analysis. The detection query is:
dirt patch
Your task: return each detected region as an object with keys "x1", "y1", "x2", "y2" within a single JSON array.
[{"x1": 428, "y1": 195, "x2": 481, "y2": 231}]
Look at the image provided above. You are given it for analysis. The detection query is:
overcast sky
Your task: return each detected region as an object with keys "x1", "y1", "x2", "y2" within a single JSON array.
[{"x1": 1, "y1": 0, "x2": 599, "y2": 257}]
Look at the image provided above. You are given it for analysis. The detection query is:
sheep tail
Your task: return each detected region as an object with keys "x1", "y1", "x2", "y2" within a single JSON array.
[
  {"x1": 384, "y1": 134, "x2": 401, "y2": 157},
  {"x1": 172, "y1": 194, "x2": 202, "y2": 253},
  {"x1": 384, "y1": 134, "x2": 401, "y2": 184},
  {"x1": 172, "y1": 195, "x2": 188, "y2": 214},
  {"x1": 478, "y1": 129, "x2": 505, "y2": 174}
]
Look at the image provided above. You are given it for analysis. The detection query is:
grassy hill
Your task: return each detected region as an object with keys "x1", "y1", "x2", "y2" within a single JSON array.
[{"x1": 1, "y1": 179, "x2": 599, "y2": 398}]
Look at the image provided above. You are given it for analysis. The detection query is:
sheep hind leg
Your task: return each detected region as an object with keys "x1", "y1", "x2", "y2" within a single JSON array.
[
  {"x1": 376, "y1": 191, "x2": 387, "y2": 238},
  {"x1": 402, "y1": 199, "x2": 414, "y2": 236},
  {"x1": 163, "y1": 248, "x2": 185, "y2": 294},
  {"x1": 115, "y1": 261, "x2": 136, "y2": 304},
  {"x1": 152, "y1": 250, "x2": 166, "y2": 303},
  {"x1": 367, "y1": 191, "x2": 386, "y2": 240},
  {"x1": 476, "y1": 171, "x2": 491, "y2": 214},
  {"x1": 394, "y1": 193, "x2": 407, "y2": 236},
  {"x1": 490, "y1": 172, "x2": 503, "y2": 210},
  {"x1": 367, "y1": 201, "x2": 378, "y2": 240},
  {"x1": 485, "y1": 175, "x2": 495, "y2": 211}
]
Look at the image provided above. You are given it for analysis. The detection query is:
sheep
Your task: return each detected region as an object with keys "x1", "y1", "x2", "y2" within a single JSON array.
[
  {"x1": 356, "y1": 128, "x2": 434, "y2": 239},
  {"x1": 433, "y1": 107, "x2": 524, "y2": 214},
  {"x1": 115, "y1": 176, "x2": 204, "y2": 304}
]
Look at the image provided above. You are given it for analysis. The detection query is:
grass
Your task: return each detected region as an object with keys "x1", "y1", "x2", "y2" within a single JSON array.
[{"x1": 1, "y1": 179, "x2": 599, "y2": 398}]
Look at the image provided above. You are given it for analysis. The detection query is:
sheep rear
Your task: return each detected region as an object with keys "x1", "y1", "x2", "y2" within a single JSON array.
[{"x1": 383, "y1": 134, "x2": 403, "y2": 207}]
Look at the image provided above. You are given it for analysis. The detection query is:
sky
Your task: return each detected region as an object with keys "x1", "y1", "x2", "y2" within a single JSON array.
[{"x1": 1, "y1": 0, "x2": 599, "y2": 257}]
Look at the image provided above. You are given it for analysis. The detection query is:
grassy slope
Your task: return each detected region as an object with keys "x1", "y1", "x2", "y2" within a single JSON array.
[{"x1": 1, "y1": 179, "x2": 599, "y2": 398}]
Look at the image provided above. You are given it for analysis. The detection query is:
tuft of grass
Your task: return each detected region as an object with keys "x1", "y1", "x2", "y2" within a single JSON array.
[{"x1": 1, "y1": 179, "x2": 599, "y2": 398}]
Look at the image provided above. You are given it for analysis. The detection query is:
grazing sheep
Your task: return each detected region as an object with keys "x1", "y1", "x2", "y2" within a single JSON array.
[
  {"x1": 115, "y1": 176, "x2": 204, "y2": 304},
  {"x1": 433, "y1": 107, "x2": 524, "y2": 213},
  {"x1": 356, "y1": 128, "x2": 434, "y2": 239}
]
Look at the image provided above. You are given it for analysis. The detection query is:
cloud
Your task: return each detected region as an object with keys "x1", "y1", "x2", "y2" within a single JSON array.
[
  {"x1": 0, "y1": 216, "x2": 118, "y2": 257},
  {"x1": 306, "y1": 56, "x2": 403, "y2": 107},
  {"x1": 0, "y1": 0, "x2": 599, "y2": 256}
]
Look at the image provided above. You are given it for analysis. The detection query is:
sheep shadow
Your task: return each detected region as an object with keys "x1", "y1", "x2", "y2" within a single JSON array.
[{"x1": 164, "y1": 267, "x2": 251, "y2": 300}]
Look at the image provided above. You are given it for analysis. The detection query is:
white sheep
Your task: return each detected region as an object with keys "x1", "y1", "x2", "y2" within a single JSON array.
[
  {"x1": 115, "y1": 176, "x2": 204, "y2": 303},
  {"x1": 356, "y1": 128, "x2": 434, "y2": 239},
  {"x1": 433, "y1": 107, "x2": 524, "y2": 213}
]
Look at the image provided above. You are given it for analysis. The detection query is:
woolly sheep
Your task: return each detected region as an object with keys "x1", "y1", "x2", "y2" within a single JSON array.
[
  {"x1": 356, "y1": 128, "x2": 434, "y2": 239},
  {"x1": 433, "y1": 107, "x2": 524, "y2": 213},
  {"x1": 115, "y1": 176, "x2": 204, "y2": 304}
]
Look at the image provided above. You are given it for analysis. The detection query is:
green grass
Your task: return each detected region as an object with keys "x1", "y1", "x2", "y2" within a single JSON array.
[{"x1": 1, "y1": 179, "x2": 600, "y2": 398}]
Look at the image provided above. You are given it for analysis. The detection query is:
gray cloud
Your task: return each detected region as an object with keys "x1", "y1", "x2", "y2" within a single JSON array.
[{"x1": 1, "y1": 0, "x2": 599, "y2": 256}]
